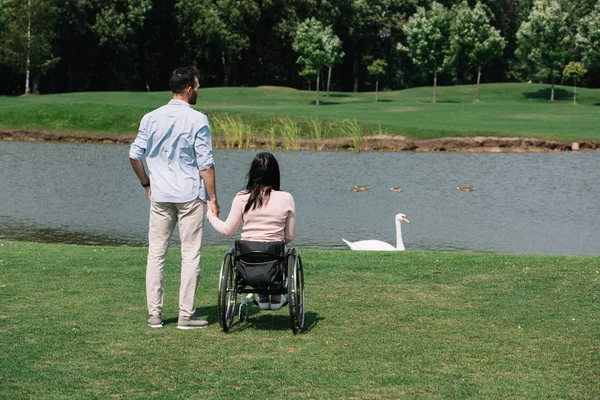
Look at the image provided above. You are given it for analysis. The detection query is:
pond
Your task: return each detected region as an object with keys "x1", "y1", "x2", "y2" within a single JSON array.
[{"x1": 1, "y1": 140, "x2": 599, "y2": 256}]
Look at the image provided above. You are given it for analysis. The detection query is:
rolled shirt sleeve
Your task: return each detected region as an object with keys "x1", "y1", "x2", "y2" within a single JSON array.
[
  {"x1": 195, "y1": 120, "x2": 214, "y2": 171},
  {"x1": 129, "y1": 114, "x2": 150, "y2": 160}
]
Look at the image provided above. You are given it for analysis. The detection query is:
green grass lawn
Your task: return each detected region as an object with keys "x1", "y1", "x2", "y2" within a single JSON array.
[
  {"x1": 1, "y1": 83, "x2": 599, "y2": 142},
  {"x1": 1, "y1": 241, "x2": 598, "y2": 398}
]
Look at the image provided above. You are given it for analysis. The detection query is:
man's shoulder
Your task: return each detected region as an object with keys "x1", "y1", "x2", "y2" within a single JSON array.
[{"x1": 183, "y1": 106, "x2": 208, "y2": 121}]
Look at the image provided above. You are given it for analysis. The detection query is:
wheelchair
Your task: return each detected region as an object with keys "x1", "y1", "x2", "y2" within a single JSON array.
[{"x1": 217, "y1": 240, "x2": 305, "y2": 334}]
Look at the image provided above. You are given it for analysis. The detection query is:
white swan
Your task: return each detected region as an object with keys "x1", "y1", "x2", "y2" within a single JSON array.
[{"x1": 342, "y1": 213, "x2": 410, "y2": 251}]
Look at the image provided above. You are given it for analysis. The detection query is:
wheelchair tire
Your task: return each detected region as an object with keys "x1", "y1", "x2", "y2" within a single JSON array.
[
  {"x1": 217, "y1": 250, "x2": 237, "y2": 332},
  {"x1": 287, "y1": 251, "x2": 305, "y2": 334}
]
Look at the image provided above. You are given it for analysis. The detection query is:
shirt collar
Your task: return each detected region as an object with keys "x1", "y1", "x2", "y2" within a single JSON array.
[{"x1": 168, "y1": 99, "x2": 191, "y2": 107}]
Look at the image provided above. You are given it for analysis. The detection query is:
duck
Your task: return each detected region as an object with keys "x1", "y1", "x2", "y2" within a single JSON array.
[
  {"x1": 343, "y1": 213, "x2": 410, "y2": 251},
  {"x1": 457, "y1": 185, "x2": 475, "y2": 191},
  {"x1": 349, "y1": 185, "x2": 370, "y2": 192},
  {"x1": 391, "y1": 187, "x2": 403, "y2": 193}
]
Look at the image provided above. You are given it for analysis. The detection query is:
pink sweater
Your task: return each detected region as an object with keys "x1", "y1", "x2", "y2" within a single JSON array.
[{"x1": 206, "y1": 190, "x2": 296, "y2": 244}]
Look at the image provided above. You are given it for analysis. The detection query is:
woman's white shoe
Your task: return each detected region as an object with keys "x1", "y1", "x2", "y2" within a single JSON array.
[{"x1": 269, "y1": 295, "x2": 287, "y2": 310}]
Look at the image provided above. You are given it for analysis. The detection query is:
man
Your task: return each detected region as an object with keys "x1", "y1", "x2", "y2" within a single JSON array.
[{"x1": 129, "y1": 66, "x2": 220, "y2": 329}]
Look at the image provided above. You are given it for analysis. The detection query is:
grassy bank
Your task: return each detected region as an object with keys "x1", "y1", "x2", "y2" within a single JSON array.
[
  {"x1": 1, "y1": 83, "x2": 599, "y2": 144},
  {"x1": 1, "y1": 241, "x2": 598, "y2": 398}
]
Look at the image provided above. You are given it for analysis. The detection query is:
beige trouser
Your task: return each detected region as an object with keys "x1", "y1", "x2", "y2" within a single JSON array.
[{"x1": 146, "y1": 199, "x2": 205, "y2": 318}]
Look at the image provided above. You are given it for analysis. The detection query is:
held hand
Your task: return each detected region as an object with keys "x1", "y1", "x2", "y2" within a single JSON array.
[
  {"x1": 145, "y1": 187, "x2": 152, "y2": 201},
  {"x1": 208, "y1": 199, "x2": 220, "y2": 218}
]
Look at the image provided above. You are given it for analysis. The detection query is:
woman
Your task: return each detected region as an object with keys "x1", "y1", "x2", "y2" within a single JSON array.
[{"x1": 206, "y1": 152, "x2": 296, "y2": 310}]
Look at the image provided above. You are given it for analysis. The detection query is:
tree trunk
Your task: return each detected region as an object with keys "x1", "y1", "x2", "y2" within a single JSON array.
[
  {"x1": 375, "y1": 77, "x2": 379, "y2": 102},
  {"x1": 476, "y1": 66, "x2": 481, "y2": 102},
  {"x1": 316, "y1": 69, "x2": 320, "y2": 106},
  {"x1": 353, "y1": 51, "x2": 359, "y2": 92},
  {"x1": 327, "y1": 66, "x2": 332, "y2": 97},
  {"x1": 433, "y1": 70, "x2": 437, "y2": 103},
  {"x1": 32, "y1": 75, "x2": 39, "y2": 95},
  {"x1": 223, "y1": 52, "x2": 231, "y2": 87},
  {"x1": 550, "y1": 68, "x2": 554, "y2": 102},
  {"x1": 25, "y1": 0, "x2": 31, "y2": 95}
]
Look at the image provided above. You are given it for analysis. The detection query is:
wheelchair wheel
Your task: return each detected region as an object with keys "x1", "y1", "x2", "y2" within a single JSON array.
[
  {"x1": 217, "y1": 250, "x2": 237, "y2": 332},
  {"x1": 287, "y1": 251, "x2": 305, "y2": 334}
]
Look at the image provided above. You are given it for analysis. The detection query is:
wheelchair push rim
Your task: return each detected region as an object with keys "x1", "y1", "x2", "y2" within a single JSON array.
[
  {"x1": 217, "y1": 250, "x2": 237, "y2": 332},
  {"x1": 287, "y1": 251, "x2": 305, "y2": 334}
]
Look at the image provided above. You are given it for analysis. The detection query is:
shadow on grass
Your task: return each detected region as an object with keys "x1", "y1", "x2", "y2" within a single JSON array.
[
  {"x1": 237, "y1": 311, "x2": 321, "y2": 334},
  {"x1": 307, "y1": 100, "x2": 341, "y2": 106},
  {"x1": 522, "y1": 88, "x2": 570, "y2": 101},
  {"x1": 178, "y1": 304, "x2": 322, "y2": 334},
  {"x1": 327, "y1": 93, "x2": 353, "y2": 98},
  {"x1": 436, "y1": 100, "x2": 461, "y2": 103}
]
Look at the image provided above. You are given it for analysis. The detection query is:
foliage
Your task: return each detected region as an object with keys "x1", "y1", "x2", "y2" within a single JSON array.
[
  {"x1": 398, "y1": 1, "x2": 451, "y2": 102},
  {"x1": 92, "y1": 0, "x2": 152, "y2": 48},
  {"x1": 175, "y1": 0, "x2": 260, "y2": 86},
  {"x1": 367, "y1": 59, "x2": 387, "y2": 76},
  {"x1": 515, "y1": 0, "x2": 570, "y2": 100},
  {"x1": 447, "y1": 1, "x2": 505, "y2": 101},
  {"x1": 367, "y1": 58, "x2": 387, "y2": 102},
  {"x1": 576, "y1": 2, "x2": 600, "y2": 70},
  {"x1": 563, "y1": 61, "x2": 587, "y2": 103},
  {"x1": 563, "y1": 61, "x2": 587, "y2": 83},
  {"x1": 292, "y1": 18, "x2": 331, "y2": 74},
  {"x1": 0, "y1": 0, "x2": 60, "y2": 93},
  {"x1": 2, "y1": 0, "x2": 600, "y2": 94},
  {"x1": 293, "y1": 17, "x2": 343, "y2": 105}
]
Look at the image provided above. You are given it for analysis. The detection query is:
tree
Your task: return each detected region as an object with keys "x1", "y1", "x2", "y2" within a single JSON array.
[
  {"x1": 176, "y1": 0, "x2": 260, "y2": 87},
  {"x1": 347, "y1": 0, "x2": 386, "y2": 92},
  {"x1": 576, "y1": 2, "x2": 600, "y2": 71},
  {"x1": 515, "y1": 0, "x2": 570, "y2": 101},
  {"x1": 92, "y1": 0, "x2": 152, "y2": 47},
  {"x1": 323, "y1": 27, "x2": 344, "y2": 97},
  {"x1": 447, "y1": 2, "x2": 505, "y2": 102},
  {"x1": 91, "y1": 0, "x2": 153, "y2": 90},
  {"x1": 299, "y1": 65, "x2": 317, "y2": 102},
  {"x1": 398, "y1": 2, "x2": 451, "y2": 103},
  {"x1": 367, "y1": 59, "x2": 386, "y2": 102},
  {"x1": 562, "y1": 62, "x2": 587, "y2": 103},
  {"x1": 293, "y1": 18, "x2": 334, "y2": 105},
  {"x1": 0, "y1": 0, "x2": 59, "y2": 94}
]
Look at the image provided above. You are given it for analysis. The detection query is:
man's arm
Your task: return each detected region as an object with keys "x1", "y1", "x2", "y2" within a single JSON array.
[
  {"x1": 200, "y1": 165, "x2": 220, "y2": 217},
  {"x1": 129, "y1": 158, "x2": 151, "y2": 200}
]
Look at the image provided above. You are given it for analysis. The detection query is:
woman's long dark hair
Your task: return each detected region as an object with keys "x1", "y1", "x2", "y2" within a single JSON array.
[{"x1": 243, "y1": 152, "x2": 281, "y2": 213}]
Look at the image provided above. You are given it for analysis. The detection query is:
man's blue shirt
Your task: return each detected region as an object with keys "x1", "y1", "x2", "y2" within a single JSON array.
[{"x1": 129, "y1": 99, "x2": 214, "y2": 203}]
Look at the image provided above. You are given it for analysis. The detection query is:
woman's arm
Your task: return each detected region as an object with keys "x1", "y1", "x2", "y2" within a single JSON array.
[
  {"x1": 284, "y1": 195, "x2": 296, "y2": 244},
  {"x1": 206, "y1": 193, "x2": 244, "y2": 237}
]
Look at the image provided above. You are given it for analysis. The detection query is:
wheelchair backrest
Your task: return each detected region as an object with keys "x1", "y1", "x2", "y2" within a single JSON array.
[{"x1": 234, "y1": 240, "x2": 286, "y2": 287}]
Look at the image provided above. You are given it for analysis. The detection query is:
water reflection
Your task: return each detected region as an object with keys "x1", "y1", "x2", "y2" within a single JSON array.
[{"x1": 1, "y1": 140, "x2": 599, "y2": 256}]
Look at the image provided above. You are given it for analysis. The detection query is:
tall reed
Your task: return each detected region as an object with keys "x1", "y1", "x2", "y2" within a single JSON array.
[
  {"x1": 278, "y1": 117, "x2": 302, "y2": 151},
  {"x1": 341, "y1": 119, "x2": 362, "y2": 153},
  {"x1": 308, "y1": 118, "x2": 328, "y2": 151},
  {"x1": 212, "y1": 114, "x2": 253, "y2": 149}
]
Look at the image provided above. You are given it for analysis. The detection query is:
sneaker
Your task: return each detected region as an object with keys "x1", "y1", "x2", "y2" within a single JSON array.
[
  {"x1": 148, "y1": 315, "x2": 163, "y2": 328},
  {"x1": 269, "y1": 295, "x2": 288, "y2": 310},
  {"x1": 257, "y1": 294, "x2": 270, "y2": 310},
  {"x1": 177, "y1": 314, "x2": 209, "y2": 330}
]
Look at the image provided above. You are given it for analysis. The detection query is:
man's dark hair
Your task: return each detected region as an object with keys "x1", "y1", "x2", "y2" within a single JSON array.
[{"x1": 169, "y1": 67, "x2": 198, "y2": 94}]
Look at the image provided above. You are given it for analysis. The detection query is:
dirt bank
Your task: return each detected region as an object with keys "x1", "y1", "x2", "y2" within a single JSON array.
[{"x1": 1, "y1": 129, "x2": 599, "y2": 152}]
